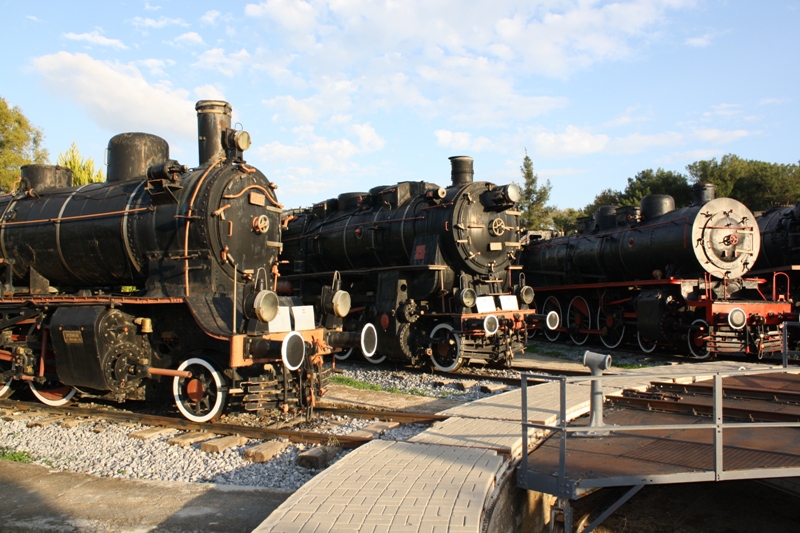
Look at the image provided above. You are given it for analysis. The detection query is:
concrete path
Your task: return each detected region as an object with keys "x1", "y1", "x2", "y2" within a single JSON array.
[{"x1": 0, "y1": 461, "x2": 291, "y2": 533}]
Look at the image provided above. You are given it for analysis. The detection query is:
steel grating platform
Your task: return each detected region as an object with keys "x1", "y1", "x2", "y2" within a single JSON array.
[{"x1": 521, "y1": 408, "x2": 800, "y2": 492}]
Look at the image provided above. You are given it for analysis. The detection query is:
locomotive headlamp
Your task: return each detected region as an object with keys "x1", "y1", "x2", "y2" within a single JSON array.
[
  {"x1": 323, "y1": 289, "x2": 352, "y2": 318},
  {"x1": 252, "y1": 290, "x2": 280, "y2": 323},
  {"x1": 458, "y1": 288, "x2": 477, "y2": 309},
  {"x1": 483, "y1": 314, "x2": 499, "y2": 336},
  {"x1": 224, "y1": 129, "x2": 252, "y2": 152},
  {"x1": 516, "y1": 285, "x2": 535, "y2": 305},
  {"x1": 485, "y1": 183, "x2": 522, "y2": 208},
  {"x1": 234, "y1": 130, "x2": 251, "y2": 151},
  {"x1": 727, "y1": 307, "x2": 747, "y2": 330}
]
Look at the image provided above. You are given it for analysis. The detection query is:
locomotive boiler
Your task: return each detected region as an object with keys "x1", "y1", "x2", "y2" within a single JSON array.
[
  {"x1": 280, "y1": 156, "x2": 556, "y2": 371},
  {"x1": 522, "y1": 183, "x2": 791, "y2": 358},
  {"x1": 0, "y1": 100, "x2": 370, "y2": 422}
]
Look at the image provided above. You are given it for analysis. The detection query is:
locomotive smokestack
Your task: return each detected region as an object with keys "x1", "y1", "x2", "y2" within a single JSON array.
[
  {"x1": 449, "y1": 156, "x2": 474, "y2": 187},
  {"x1": 196, "y1": 100, "x2": 232, "y2": 166},
  {"x1": 692, "y1": 182, "x2": 716, "y2": 206}
]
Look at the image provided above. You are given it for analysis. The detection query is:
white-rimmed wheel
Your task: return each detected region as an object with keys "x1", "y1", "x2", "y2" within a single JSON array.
[
  {"x1": 542, "y1": 296, "x2": 562, "y2": 342},
  {"x1": 567, "y1": 296, "x2": 591, "y2": 346},
  {"x1": 172, "y1": 358, "x2": 227, "y2": 423},
  {"x1": 28, "y1": 381, "x2": 77, "y2": 406},
  {"x1": 1, "y1": 359, "x2": 15, "y2": 399},
  {"x1": 430, "y1": 323, "x2": 463, "y2": 372},
  {"x1": 334, "y1": 347, "x2": 354, "y2": 361},
  {"x1": 0, "y1": 377, "x2": 13, "y2": 399},
  {"x1": 637, "y1": 331, "x2": 657, "y2": 354},
  {"x1": 364, "y1": 351, "x2": 387, "y2": 365},
  {"x1": 597, "y1": 305, "x2": 625, "y2": 349},
  {"x1": 688, "y1": 319, "x2": 712, "y2": 359}
]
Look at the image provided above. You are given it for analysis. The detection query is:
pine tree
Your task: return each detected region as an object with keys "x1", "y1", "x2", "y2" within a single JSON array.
[
  {"x1": 518, "y1": 149, "x2": 553, "y2": 229},
  {"x1": 57, "y1": 142, "x2": 104, "y2": 185}
]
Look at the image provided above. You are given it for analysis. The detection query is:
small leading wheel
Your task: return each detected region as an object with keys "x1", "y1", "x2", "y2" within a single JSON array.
[
  {"x1": 542, "y1": 296, "x2": 562, "y2": 342},
  {"x1": 597, "y1": 305, "x2": 625, "y2": 349},
  {"x1": 1, "y1": 360, "x2": 15, "y2": 399},
  {"x1": 567, "y1": 296, "x2": 591, "y2": 346},
  {"x1": 335, "y1": 347, "x2": 354, "y2": 361},
  {"x1": 688, "y1": 319, "x2": 712, "y2": 359},
  {"x1": 28, "y1": 381, "x2": 77, "y2": 406},
  {"x1": 172, "y1": 358, "x2": 228, "y2": 423},
  {"x1": 429, "y1": 323, "x2": 463, "y2": 372},
  {"x1": 0, "y1": 377, "x2": 14, "y2": 399},
  {"x1": 637, "y1": 331, "x2": 657, "y2": 354}
]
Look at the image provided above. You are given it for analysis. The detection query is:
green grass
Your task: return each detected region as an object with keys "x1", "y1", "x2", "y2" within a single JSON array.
[
  {"x1": 328, "y1": 375, "x2": 385, "y2": 391},
  {"x1": 329, "y1": 376, "x2": 431, "y2": 397},
  {"x1": 0, "y1": 447, "x2": 36, "y2": 464}
]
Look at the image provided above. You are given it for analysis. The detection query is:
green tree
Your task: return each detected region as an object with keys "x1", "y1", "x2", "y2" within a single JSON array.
[
  {"x1": 620, "y1": 168, "x2": 692, "y2": 207},
  {"x1": 687, "y1": 154, "x2": 800, "y2": 210},
  {"x1": 550, "y1": 207, "x2": 584, "y2": 234},
  {"x1": 517, "y1": 149, "x2": 553, "y2": 229},
  {"x1": 57, "y1": 142, "x2": 104, "y2": 185},
  {"x1": 0, "y1": 97, "x2": 49, "y2": 192},
  {"x1": 583, "y1": 188, "x2": 622, "y2": 216}
]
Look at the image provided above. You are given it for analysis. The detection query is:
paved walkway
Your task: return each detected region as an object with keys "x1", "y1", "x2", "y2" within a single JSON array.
[{"x1": 253, "y1": 358, "x2": 786, "y2": 533}]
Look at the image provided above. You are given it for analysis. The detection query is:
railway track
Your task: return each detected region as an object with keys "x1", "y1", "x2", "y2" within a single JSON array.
[{"x1": 0, "y1": 399, "x2": 444, "y2": 449}]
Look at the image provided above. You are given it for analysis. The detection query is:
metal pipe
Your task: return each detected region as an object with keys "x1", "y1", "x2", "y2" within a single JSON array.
[{"x1": 148, "y1": 367, "x2": 192, "y2": 379}]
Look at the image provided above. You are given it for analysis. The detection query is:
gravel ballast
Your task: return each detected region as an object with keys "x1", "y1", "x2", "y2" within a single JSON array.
[{"x1": 0, "y1": 413, "x2": 430, "y2": 489}]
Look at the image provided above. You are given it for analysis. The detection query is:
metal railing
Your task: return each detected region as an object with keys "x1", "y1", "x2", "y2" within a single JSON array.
[{"x1": 519, "y1": 366, "x2": 800, "y2": 501}]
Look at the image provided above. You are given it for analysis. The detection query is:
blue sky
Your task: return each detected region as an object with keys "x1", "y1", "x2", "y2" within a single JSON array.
[{"x1": 1, "y1": 0, "x2": 797, "y2": 210}]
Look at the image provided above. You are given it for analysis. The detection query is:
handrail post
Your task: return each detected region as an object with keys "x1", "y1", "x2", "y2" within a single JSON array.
[
  {"x1": 714, "y1": 373, "x2": 723, "y2": 480},
  {"x1": 521, "y1": 374, "x2": 528, "y2": 477},
  {"x1": 558, "y1": 377, "x2": 567, "y2": 497}
]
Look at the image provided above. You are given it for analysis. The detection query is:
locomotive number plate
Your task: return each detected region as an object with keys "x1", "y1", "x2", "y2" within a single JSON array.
[
  {"x1": 62, "y1": 330, "x2": 83, "y2": 344},
  {"x1": 249, "y1": 191, "x2": 266, "y2": 207}
]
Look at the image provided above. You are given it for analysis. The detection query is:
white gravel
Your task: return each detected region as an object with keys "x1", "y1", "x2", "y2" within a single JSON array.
[
  {"x1": 0, "y1": 362, "x2": 519, "y2": 489},
  {"x1": 333, "y1": 361, "x2": 520, "y2": 401},
  {"x1": 0, "y1": 413, "x2": 428, "y2": 490}
]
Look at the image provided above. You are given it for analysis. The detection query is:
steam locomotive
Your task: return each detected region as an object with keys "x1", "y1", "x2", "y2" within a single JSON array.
[
  {"x1": 0, "y1": 100, "x2": 370, "y2": 422},
  {"x1": 521, "y1": 183, "x2": 793, "y2": 358},
  {"x1": 280, "y1": 156, "x2": 556, "y2": 371}
]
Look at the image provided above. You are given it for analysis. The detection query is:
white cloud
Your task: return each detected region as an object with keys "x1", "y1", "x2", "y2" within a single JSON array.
[
  {"x1": 264, "y1": 77, "x2": 358, "y2": 123},
  {"x1": 685, "y1": 34, "x2": 714, "y2": 47},
  {"x1": 30, "y1": 52, "x2": 196, "y2": 141},
  {"x1": 702, "y1": 103, "x2": 741, "y2": 119},
  {"x1": 608, "y1": 131, "x2": 684, "y2": 154},
  {"x1": 63, "y1": 30, "x2": 128, "y2": 50},
  {"x1": 694, "y1": 128, "x2": 754, "y2": 144},
  {"x1": 193, "y1": 84, "x2": 227, "y2": 102},
  {"x1": 351, "y1": 123, "x2": 385, "y2": 152},
  {"x1": 193, "y1": 48, "x2": 251, "y2": 77},
  {"x1": 131, "y1": 16, "x2": 188, "y2": 31},
  {"x1": 144, "y1": 2, "x2": 161, "y2": 11},
  {"x1": 759, "y1": 98, "x2": 790, "y2": 106},
  {"x1": 135, "y1": 58, "x2": 175, "y2": 76},
  {"x1": 173, "y1": 32, "x2": 205, "y2": 46},
  {"x1": 435, "y1": 130, "x2": 492, "y2": 152},
  {"x1": 200, "y1": 10, "x2": 220, "y2": 25},
  {"x1": 256, "y1": 123, "x2": 385, "y2": 179},
  {"x1": 532, "y1": 126, "x2": 609, "y2": 157},
  {"x1": 604, "y1": 105, "x2": 653, "y2": 127},
  {"x1": 242, "y1": 1, "x2": 688, "y2": 127}
]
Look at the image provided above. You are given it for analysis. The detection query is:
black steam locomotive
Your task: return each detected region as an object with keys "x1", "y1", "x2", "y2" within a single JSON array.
[
  {"x1": 280, "y1": 156, "x2": 555, "y2": 371},
  {"x1": 522, "y1": 183, "x2": 792, "y2": 358},
  {"x1": 0, "y1": 100, "x2": 369, "y2": 422}
]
